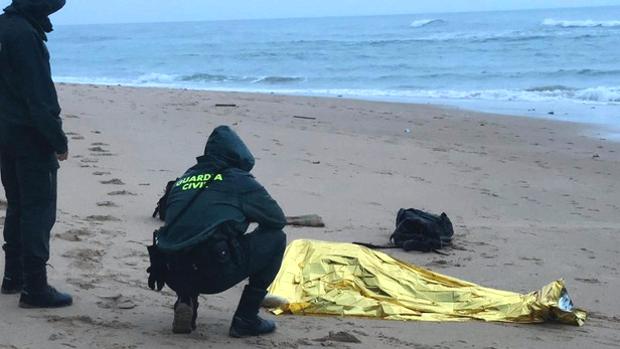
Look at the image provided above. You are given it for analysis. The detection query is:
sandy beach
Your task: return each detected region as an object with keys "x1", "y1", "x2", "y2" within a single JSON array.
[{"x1": 1, "y1": 83, "x2": 619, "y2": 349}]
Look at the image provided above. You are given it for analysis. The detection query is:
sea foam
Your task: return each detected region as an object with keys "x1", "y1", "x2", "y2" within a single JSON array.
[
  {"x1": 273, "y1": 86, "x2": 620, "y2": 104},
  {"x1": 542, "y1": 18, "x2": 620, "y2": 28},
  {"x1": 136, "y1": 73, "x2": 177, "y2": 84}
]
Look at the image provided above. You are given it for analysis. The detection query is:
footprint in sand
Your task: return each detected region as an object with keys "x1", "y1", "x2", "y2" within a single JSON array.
[
  {"x1": 42, "y1": 314, "x2": 134, "y2": 329},
  {"x1": 85, "y1": 215, "x2": 121, "y2": 222},
  {"x1": 65, "y1": 131, "x2": 85, "y2": 140},
  {"x1": 519, "y1": 256, "x2": 544, "y2": 266},
  {"x1": 62, "y1": 248, "x2": 104, "y2": 269},
  {"x1": 108, "y1": 190, "x2": 137, "y2": 196},
  {"x1": 96, "y1": 201, "x2": 118, "y2": 207},
  {"x1": 480, "y1": 188, "x2": 500, "y2": 198},
  {"x1": 88, "y1": 146, "x2": 108, "y2": 153},
  {"x1": 92, "y1": 171, "x2": 112, "y2": 176},
  {"x1": 574, "y1": 278, "x2": 601, "y2": 284},
  {"x1": 98, "y1": 229, "x2": 125, "y2": 238},
  {"x1": 55, "y1": 228, "x2": 92, "y2": 242},
  {"x1": 89, "y1": 146, "x2": 115, "y2": 157},
  {"x1": 100, "y1": 178, "x2": 125, "y2": 185},
  {"x1": 96, "y1": 294, "x2": 137, "y2": 310},
  {"x1": 47, "y1": 333, "x2": 67, "y2": 342},
  {"x1": 66, "y1": 277, "x2": 98, "y2": 290},
  {"x1": 521, "y1": 196, "x2": 539, "y2": 204},
  {"x1": 313, "y1": 331, "x2": 362, "y2": 344},
  {"x1": 409, "y1": 176, "x2": 427, "y2": 183}
]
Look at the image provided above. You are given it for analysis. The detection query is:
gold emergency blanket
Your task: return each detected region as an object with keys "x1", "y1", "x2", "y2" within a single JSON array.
[{"x1": 267, "y1": 240, "x2": 586, "y2": 325}]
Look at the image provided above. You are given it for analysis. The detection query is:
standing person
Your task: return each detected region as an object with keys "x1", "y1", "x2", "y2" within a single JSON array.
[
  {"x1": 147, "y1": 126, "x2": 287, "y2": 337},
  {"x1": 0, "y1": 0, "x2": 72, "y2": 308}
]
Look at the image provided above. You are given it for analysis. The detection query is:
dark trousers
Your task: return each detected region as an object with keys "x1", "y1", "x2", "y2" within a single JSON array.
[
  {"x1": 0, "y1": 122, "x2": 59, "y2": 274},
  {"x1": 167, "y1": 228, "x2": 286, "y2": 298}
]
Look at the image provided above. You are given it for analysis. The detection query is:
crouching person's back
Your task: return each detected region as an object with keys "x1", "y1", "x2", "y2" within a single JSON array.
[{"x1": 148, "y1": 125, "x2": 287, "y2": 337}]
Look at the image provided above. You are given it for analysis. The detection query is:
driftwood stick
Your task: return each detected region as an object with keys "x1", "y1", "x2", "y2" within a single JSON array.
[
  {"x1": 285, "y1": 214, "x2": 325, "y2": 227},
  {"x1": 293, "y1": 115, "x2": 317, "y2": 120},
  {"x1": 215, "y1": 103, "x2": 237, "y2": 107}
]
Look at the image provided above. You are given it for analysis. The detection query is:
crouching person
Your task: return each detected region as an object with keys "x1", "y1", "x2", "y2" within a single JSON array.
[{"x1": 147, "y1": 126, "x2": 287, "y2": 338}]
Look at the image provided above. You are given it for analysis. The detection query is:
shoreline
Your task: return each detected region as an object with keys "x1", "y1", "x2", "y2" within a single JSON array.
[
  {"x1": 56, "y1": 81, "x2": 619, "y2": 141},
  {"x1": 1, "y1": 83, "x2": 619, "y2": 348}
]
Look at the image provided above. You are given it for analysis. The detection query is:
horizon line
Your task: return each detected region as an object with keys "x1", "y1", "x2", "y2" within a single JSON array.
[{"x1": 54, "y1": 4, "x2": 619, "y2": 27}]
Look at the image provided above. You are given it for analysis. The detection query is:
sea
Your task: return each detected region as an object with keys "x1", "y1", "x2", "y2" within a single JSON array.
[{"x1": 50, "y1": 6, "x2": 620, "y2": 134}]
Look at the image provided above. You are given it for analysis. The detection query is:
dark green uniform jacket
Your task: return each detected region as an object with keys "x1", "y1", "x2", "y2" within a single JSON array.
[
  {"x1": 0, "y1": 0, "x2": 68, "y2": 155},
  {"x1": 157, "y1": 126, "x2": 286, "y2": 253}
]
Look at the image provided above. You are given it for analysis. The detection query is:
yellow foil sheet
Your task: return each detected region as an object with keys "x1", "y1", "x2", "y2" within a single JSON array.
[{"x1": 267, "y1": 240, "x2": 586, "y2": 326}]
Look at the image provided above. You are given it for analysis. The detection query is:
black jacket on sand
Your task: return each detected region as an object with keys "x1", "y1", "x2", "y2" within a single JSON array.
[
  {"x1": 0, "y1": 0, "x2": 67, "y2": 155},
  {"x1": 157, "y1": 126, "x2": 286, "y2": 253}
]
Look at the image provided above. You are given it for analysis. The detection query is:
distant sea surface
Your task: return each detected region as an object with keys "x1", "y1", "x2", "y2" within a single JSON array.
[{"x1": 51, "y1": 6, "x2": 620, "y2": 131}]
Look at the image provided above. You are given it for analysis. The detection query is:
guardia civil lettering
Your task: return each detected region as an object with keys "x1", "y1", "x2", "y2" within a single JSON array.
[{"x1": 176, "y1": 173, "x2": 224, "y2": 191}]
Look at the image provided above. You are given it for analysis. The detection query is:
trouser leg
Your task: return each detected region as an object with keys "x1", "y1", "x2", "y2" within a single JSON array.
[
  {"x1": 14, "y1": 159, "x2": 72, "y2": 307},
  {"x1": 2, "y1": 152, "x2": 22, "y2": 259},
  {"x1": 233, "y1": 228, "x2": 286, "y2": 315},
  {"x1": 15, "y1": 160, "x2": 57, "y2": 290},
  {"x1": 243, "y1": 229, "x2": 287, "y2": 290},
  {"x1": 229, "y1": 229, "x2": 286, "y2": 338},
  {"x1": 0, "y1": 124, "x2": 70, "y2": 307},
  {"x1": 1, "y1": 152, "x2": 23, "y2": 290},
  {"x1": 166, "y1": 255, "x2": 200, "y2": 334},
  {"x1": 166, "y1": 253, "x2": 200, "y2": 300}
]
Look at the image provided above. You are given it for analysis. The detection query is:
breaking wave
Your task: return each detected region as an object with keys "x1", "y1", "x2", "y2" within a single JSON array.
[
  {"x1": 525, "y1": 85, "x2": 575, "y2": 92},
  {"x1": 410, "y1": 19, "x2": 444, "y2": 28},
  {"x1": 542, "y1": 18, "x2": 620, "y2": 28},
  {"x1": 54, "y1": 71, "x2": 620, "y2": 105},
  {"x1": 252, "y1": 76, "x2": 306, "y2": 84},
  {"x1": 135, "y1": 73, "x2": 177, "y2": 84},
  {"x1": 356, "y1": 31, "x2": 599, "y2": 45},
  {"x1": 181, "y1": 73, "x2": 233, "y2": 82},
  {"x1": 274, "y1": 86, "x2": 620, "y2": 104},
  {"x1": 56, "y1": 73, "x2": 306, "y2": 87}
]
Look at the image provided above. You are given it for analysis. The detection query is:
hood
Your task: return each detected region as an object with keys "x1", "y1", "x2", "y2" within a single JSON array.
[
  {"x1": 7, "y1": 0, "x2": 65, "y2": 16},
  {"x1": 197, "y1": 126, "x2": 255, "y2": 172},
  {"x1": 4, "y1": 0, "x2": 65, "y2": 36}
]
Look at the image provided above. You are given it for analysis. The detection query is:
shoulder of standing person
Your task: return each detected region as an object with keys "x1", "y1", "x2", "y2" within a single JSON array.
[
  {"x1": 2, "y1": 13, "x2": 48, "y2": 61},
  {"x1": 3, "y1": 10, "x2": 42, "y2": 39}
]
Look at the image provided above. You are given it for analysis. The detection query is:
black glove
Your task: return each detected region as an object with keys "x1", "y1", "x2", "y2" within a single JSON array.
[
  {"x1": 147, "y1": 244, "x2": 166, "y2": 291},
  {"x1": 147, "y1": 265, "x2": 165, "y2": 291}
]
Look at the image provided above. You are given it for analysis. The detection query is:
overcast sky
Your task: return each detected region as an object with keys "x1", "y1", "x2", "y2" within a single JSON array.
[{"x1": 2, "y1": 0, "x2": 620, "y2": 25}]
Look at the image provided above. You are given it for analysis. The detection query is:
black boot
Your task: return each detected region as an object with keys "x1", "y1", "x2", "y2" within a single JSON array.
[
  {"x1": 229, "y1": 285, "x2": 276, "y2": 338},
  {"x1": 18, "y1": 268, "x2": 72, "y2": 308},
  {"x1": 173, "y1": 295, "x2": 196, "y2": 334},
  {"x1": 1, "y1": 244, "x2": 23, "y2": 295}
]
